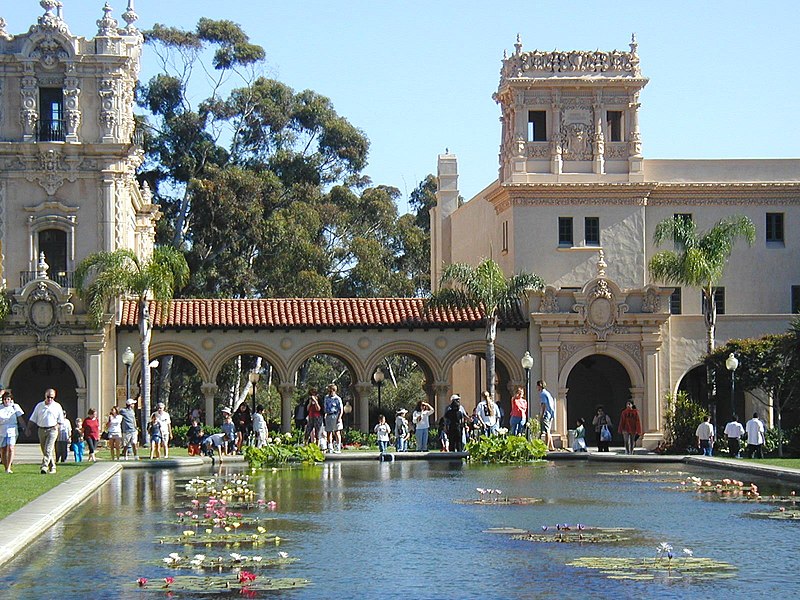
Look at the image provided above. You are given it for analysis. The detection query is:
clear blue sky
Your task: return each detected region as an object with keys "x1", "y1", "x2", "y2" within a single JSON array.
[{"x1": 4, "y1": 1, "x2": 798, "y2": 212}]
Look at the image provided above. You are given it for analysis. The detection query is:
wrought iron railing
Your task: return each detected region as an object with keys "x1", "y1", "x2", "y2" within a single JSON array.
[
  {"x1": 20, "y1": 270, "x2": 74, "y2": 288},
  {"x1": 37, "y1": 118, "x2": 66, "y2": 142}
]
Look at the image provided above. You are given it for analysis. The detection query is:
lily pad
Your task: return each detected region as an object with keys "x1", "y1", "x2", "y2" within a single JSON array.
[
  {"x1": 156, "y1": 532, "x2": 282, "y2": 547},
  {"x1": 159, "y1": 553, "x2": 297, "y2": 570},
  {"x1": 511, "y1": 526, "x2": 640, "y2": 544},
  {"x1": 133, "y1": 574, "x2": 310, "y2": 594},
  {"x1": 567, "y1": 556, "x2": 737, "y2": 581},
  {"x1": 747, "y1": 508, "x2": 800, "y2": 521},
  {"x1": 454, "y1": 497, "x2": 544, "y2": 506}
]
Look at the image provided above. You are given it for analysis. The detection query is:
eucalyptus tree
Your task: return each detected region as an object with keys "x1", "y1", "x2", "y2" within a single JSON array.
[
  {"x1": 75, "y1": 247, "x2": 189, "y2": 442},
  {"x1": 426, "y1": 259, "x2": 544, "y2": 396}
]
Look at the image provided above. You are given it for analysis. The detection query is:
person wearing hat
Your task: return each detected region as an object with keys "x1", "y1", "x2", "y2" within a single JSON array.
[
  {"x1": 0, "y1": 389, "x2": 26, "y2": 473},
  {"x1": 444, "y1": 395, "x2": 467, "y2": 452},
  {"x1": 119, "y1": 398, "x2": 140, "y2": 460},
  {"x1": 221, "y1": 407, "x2": 236, "y2": 455},
  {"x1": 394, "y1": 408, "x2": 410, "y2": 452},
  {"x1": 154, "y1": 401, "x2": 172, "y2": 458}
]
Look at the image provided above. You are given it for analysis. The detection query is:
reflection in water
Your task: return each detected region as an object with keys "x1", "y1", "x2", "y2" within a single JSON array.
[{"x1": 0, "y1": 461, "x2": 799, "y2": 599}]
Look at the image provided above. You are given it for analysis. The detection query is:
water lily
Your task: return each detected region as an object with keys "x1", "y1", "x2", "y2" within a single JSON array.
[
  {"x1": 252, "y1": 556, "x2": 263, "y2": 562},
  {"x1": 238, "y1": 570, "x2": 257, "y2": 584},
  {"x1": 682, "y1": 548, "x2": 693, "y2": 557},
  {"x1": 205, "y1": 528, "x2": 213, "y2": 534},
  {"x1": 656, "y1": 542, "x2": 673, "y2": 556},
  {"x1": 194, "y1": 554, "x2": 206, "y2": 561},
  {"x1": 164, "y1": 577, "x2": 174, "y2": 587},
  {"x1": 267, "y1": 501, "x2": 277, "y2": 510},
  {"x1": 169, "y1": 552, "x2": 181, "y2": 561},
  {"x1": 541, "y1": 525, "x2": 548, "y2": 531},
  {"x1": 137, "y1": 577, "x2": 148, "y2": 587},
  {"x1": 257, "y1": 526, "x2": 267, "y2": 534},
  {"x1": 275, "y1": 536, "x2": 281, "y2": 546},
  {"x1": 230, "y1": 553, "x2": 244, "y2": 562},
  {"x1": 278, "y1": 551, "x2": 289, "y2": 559}
]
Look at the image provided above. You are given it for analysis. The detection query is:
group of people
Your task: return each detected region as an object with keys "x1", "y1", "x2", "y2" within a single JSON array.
[
  {"x1": 698, "y1": 412, "x2": 767, "y2": 458},
  {"x1": 294, "y1": 384, "x2": 346, "y2": 454},
  {"x1": 573, "y1": 402, "x2": 643, "y2": 454}
]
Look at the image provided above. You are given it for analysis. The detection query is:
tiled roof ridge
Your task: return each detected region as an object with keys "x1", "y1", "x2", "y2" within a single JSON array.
[{"x1": 118, "y1": 298, "x2": 528, "y2": 329}]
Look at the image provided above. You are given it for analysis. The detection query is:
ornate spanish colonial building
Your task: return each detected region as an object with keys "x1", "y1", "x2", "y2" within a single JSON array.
[
  {"x1": 0, "y1": 2, "x2": 156, "y2": 420},
  {"x1": 431, "y1": 35, "x2": 800, "y2": 446}
]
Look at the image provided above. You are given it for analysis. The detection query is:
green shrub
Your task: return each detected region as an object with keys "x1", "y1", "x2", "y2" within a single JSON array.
[
  {"x1": 342, "y1": 428, "x2": 377, "y2": 447},
  {"x1": 243, "y1": 441, "x2": 324, "y2": 467},
  {"x1": 764, "y1": 426, "x2": 800, "y2": 456},
  {"x1": 466, "y1": 434, "x2": 547, "y2": 463},
  {"x1": 171, "y1": 424, "x2": 221, "y2": 447},
  {"x1": 663, "y1": 391, "x2": 706, "y2": 454}
]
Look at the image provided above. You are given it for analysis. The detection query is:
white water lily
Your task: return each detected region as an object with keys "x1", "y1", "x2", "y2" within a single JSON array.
[
  {"x1": 229, "y1": 553, "x2": 244, "y2": 562},
  {"x1": 682, "y1": 548, "x2": 693, "y2": 557},
  {"x1": 193, "y1": 554, "x2": 206, "y2": 561},
  {"x1": 278, "y1": 552, "x2": 289, "y2": 559},
  {"x1": 656, "y1": 542, "x2": 673, "y2": 555},
  {"x1": 252, "y1": 556, "x2": 263, "y2": 562}
]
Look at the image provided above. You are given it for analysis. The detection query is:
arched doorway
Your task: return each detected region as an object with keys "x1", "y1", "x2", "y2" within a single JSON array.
[
  {"x1": 449, "y1": 353, "x2": 513, "y2": 427},
  {"x1": 677, "y1": 365, "x2": 738, "y2": 427},
  {"x1": 565, "y1": 355, "x2": 632, "y2": 446},
  {"x1": 9, "y1": 354, "x2": 79, "y2": 441}
]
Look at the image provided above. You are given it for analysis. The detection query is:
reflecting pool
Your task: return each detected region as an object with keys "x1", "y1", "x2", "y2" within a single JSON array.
[{"x1": 1, "y1": 460, "x2": 799, "y2": 599}]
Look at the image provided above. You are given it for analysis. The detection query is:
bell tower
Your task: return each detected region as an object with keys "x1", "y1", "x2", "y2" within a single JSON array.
[{"x1": 494, "y1": 34, "x2": 648, "y2": 183}]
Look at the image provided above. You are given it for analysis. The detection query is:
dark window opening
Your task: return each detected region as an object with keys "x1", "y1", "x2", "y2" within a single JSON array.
[
  {"x1": 502, "y1": 221, "x2": 509, "y2": 253},
  {"x1": 766, "y1": 212, "x2": 784, "y2": 244},
  {"x1": 528, "y1": 110, "x2": 547, "y2": 142},
  {"x1": 558, "y1": 217, "x2": 573, "y2": 246},
  {"x1": 668, "y1": 287, "x2": 682, "y2": 315},
  {"x1": 585, "y1": 217, "x2": 600, "y2": 246},
  {"x1": 607, "y1": 110, "x2": 623, "y2": 142},
  {"x1": 792, "y1": 286, "x2": 800, "y2": 314},
  {"x1": 701, "y1": 287, "x2": 725, "y2": 316},
  {"x1": 39, "y1": 229, "x2": 68, "y2": 275},
  {"x1": 38, "y1": 88, "x2": 65, "y2": 142}
]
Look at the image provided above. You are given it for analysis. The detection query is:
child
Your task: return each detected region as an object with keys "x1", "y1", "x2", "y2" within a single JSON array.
[
  {"x1": 71, "y1": 417, "x2": 84, "y2": 462},
  {"x1": 202, "y1": 432, "x2": 227, "y2": 463},
  {"x1": 252, "y1": 405, "x2": 268, "y2": 448},
  {"x1": 394, "y1": 409, "x2": 409, "y2": 452},
  {"x1": 374, "y1": 415, "x2": 391, "y2": 454},
  {"x1": 187, "y1": 417, "x2": 203, "y2": 456},
  {"x1": 221, "y1": 408, "x2": 236, "y2": 455},
  {"x1": 438, "y1": 416, "x2": 449, "y2": 452},
  {"x1": 573, "y1": 418, "x2": 588, "y2": 452},
  {"x1": 148, "y1": 413, "x2": 162, "y2": 459}
]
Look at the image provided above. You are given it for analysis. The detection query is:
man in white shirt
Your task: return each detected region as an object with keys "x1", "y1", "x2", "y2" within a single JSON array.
[
  {"x1": 695, "y1": 415, "x2": 715, "y2": 456},
  {"x1": 745, "y1": 413, "x2": 766, "y2": 459},
  {"x1": 27, "y1": 388, "x2": 64, "y2": 474},
  {"x1": 723, "y1": 414, "x2": 745, "y2": 458},
  {"x1": 155, "y1": 402, "x2": 172, "y2": 458}
]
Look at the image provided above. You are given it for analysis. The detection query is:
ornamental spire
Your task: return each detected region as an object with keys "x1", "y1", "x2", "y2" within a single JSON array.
[
  {"x1": 0, "y1": 17, "x2": 8, "y2": 40},
  {"x1": 514, "y1": 33, "x2": 523, "y2": 56},
  {"x1": 97, "y1": 2, "x2": 119, "y2": 36},
  {"x1": 629, "y1": 33, "x2": 638, "y2": 55},
  {"x1": 122, "y1": 0, "x2": 138, "y2": 31}
]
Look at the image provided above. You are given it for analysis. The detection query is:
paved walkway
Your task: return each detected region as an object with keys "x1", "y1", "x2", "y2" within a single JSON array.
[{"x1": 2, "y1": 444, "x2": 798, "y2": 568}]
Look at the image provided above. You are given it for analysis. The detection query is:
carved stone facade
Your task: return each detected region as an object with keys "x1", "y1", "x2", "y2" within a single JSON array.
[{"x1": 0, "y1": 3, "x2": 153, "y2": 419}]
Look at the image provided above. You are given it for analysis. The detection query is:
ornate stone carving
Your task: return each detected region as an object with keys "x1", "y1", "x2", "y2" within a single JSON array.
[
  {"x1": 32, "y1": 1, "x2": 71, "y2": 36},
  {"x1": 60, "y1": 343, "x2": 86, "y2": 367},
  {"x1": 619, "y1": 343, "x2": 643, "y2": 370},
  {"x1": 0, "y1": 17, "x2": 10, "y2": 40},
  {"x1": 572, "y1": 256, "x2": 629, "y2": 341},
  {"x1": 558, "y1": 343, "x2": 583, "y2": 371},
  {"x1": 642, "y1": 288, "x2": 660, "y2": 313},
  {"x1": 502, "y1": 48, "x2": 640, "y2": 81},
  {"x1": 8, "y1": 280, "x2": 75, "y2": 344},
  {"x1": 96, "y1": 3, "x2": 120, "y2": 37},
  {"x1": 527, "y1": 143, "x2": 550, "y2": 158},
  {"x1": 30, "y1": 38, "x2": 68, "y2": 68},
  {"x1": 562, "y1": 123, "x2": 593, "y2": 160},
  {"x1": 540, "y1": 287, "x2": 560, "y2": 313},
  {"x1": 605, "y1": 143, "x2": 628, "y2": 159},
  {"x1": 22, "y1": 149, "x2": 79, "y2": 196}
]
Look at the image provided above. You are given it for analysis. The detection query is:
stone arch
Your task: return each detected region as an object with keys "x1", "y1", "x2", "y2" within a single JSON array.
[
  {"x1": 208, "y1": 343, "x2": 289, "y2": 384},
  {"x1": 286, "y1": 341, "x2": 364, "y2": 382},
  {"x1": 129, "y1": 342, "x2": 210, "y2": 383},
  {"x1": 558, "y1": 345, "x2": 644, "y2": 391},
  {"x1": 1, "y1": 346, "x2": 86, "y2": 391},
  {"x1": 442, "y1": 341, "x2": 524, "y2": 384},
  {"x1": 674, "y1": 362, "x2": 704, "y2": 398},
  {"x1": 364, "y1": 341, "x2": 438, "y2": 383}
]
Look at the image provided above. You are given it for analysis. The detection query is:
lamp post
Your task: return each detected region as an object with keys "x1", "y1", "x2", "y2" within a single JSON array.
[
  {"x1": 520, "y1": 351, "x2": 534, "y2": 439},
  {"x1": 725, "y1": 353, "x2": 739, "y2": 418},
  {"x1": 373, "y1": 367, "x2": 385, "y2": 419},
  {"x1": 122, "y1": 346, "x2": 134, "y2": 401},
  {"x1": 248, "y1": 370, "x2": 261, "y2": 414}
]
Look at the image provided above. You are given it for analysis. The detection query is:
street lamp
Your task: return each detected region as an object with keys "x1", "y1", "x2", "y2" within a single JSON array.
[
  {"x1": 725, "y1": 353, "x2": 739, "y2": 418},
  {"x1": 520, "y1": 351, "x2": 534, "y2": 439},
  {"x1": 121, "y1": 346, "x2": 134, "y2": 401},
  {"x1": 373, "y1": 367, "x2": 385, "y2": 418},
  {"x1": 248, "y1": 370, "x2": 261, "y2": 414}
]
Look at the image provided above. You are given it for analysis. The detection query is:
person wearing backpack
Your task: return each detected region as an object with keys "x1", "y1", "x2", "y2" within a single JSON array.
[
  {"x1": 444, "y1": 395, "x2": 466, "y2": 452},
  {"x1": 394, "y1": 409, "x2": 410, "y2": 452}
]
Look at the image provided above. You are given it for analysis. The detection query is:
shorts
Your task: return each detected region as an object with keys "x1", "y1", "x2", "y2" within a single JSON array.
[
  {"x1": 541, "y1": 413, "x2": 552, "y2": 434},
  {"x1": 324, "y1": 414, "x2": 342, "y2": 432},
  {"x1": 108, "y1": 432, "x2": 122, "y2": 440},
  {"x1": 122, "y1": 431, "x2": 137, "y2": 447},
  {"x1": 1, "y1": 433, "x2": 17, "y2": 448}
]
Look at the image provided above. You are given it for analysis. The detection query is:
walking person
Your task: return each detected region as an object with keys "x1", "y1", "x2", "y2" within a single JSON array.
[
  {"x1": 572, "y1": 418, "x2": 588, "y2": 452},
  {"x1": 27, "y1": 388, "x2": 64, "y2": 474},
  {"x1": 221, "y1": 408, "x2": 236, "y2": 455},
  {"x1": 154, "y1": 402, "x2": 173, "y2": 458},
  {"x1": 745, "y1": 413, "x2": 766, "y2": 459},
  {"x1": 323, "y1": 384, "x2": 344, "y2": 454},
  {"x1": 618, "y1": 401, "x2": 643, "y2": 455},
  {"x1": 475, "y1": 391, "x2": 499, "y2": 437},
  {"x1": 106, "y1": 406, "x2": 123, "y2": 460},
  {"x1": 56, "y1": 411, "x2": 71, "y2": 463},
  {"x1": 148, "y1": 413, "x2": 163, "y2": 459},
  {"x1": 723, "y1": 414, "x2": 745, "y2": 458},
  {"x1": 538, "y1": 381, "x2": 556, "y2": 451},
  {"x1": 71, "y1": 418, "x2": 84, "y2": 462},
  {"x1": 252, "y1": 404, "x2": 268, "y2": 447},
  {"x1": 509, "y1": 387, "x2": 527, "y2": 436},
  {"x1": 412, "y1": 400, "x2": 434, "y2": 451},
  {"x1": 119, "y1": 398, "x2": 139, "y2": 460},
  {"x1": 305, "y1": 390, "x2": 323, "y2": 445},
  {"x1": 394, "y1": 408, "x2": 410, "y2": 452},
  {"x1": 82, "y1": 408, "x2": 100, "y2": 462},
  {"x1": 444, "y1": 395, "x2": 466, "y2": 452},
  {"x1": 234, "y1": 403, "x2": 252, "y2": 452},
  {"x1": 374, "y1": 414, "x2": 391, "y2": 454},
  {"x1": 592, "y1": 406, "x2": 613, "y2": 452},
  {"x1": 695, "y1": 414, "x2": 715, "y2": 456},
  {"x1": 0, "y1": 390, "x2": 26, "y2": 473}
]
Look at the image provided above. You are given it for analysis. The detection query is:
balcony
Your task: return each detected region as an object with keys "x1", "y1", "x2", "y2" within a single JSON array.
[
  {"x1": 20, "y1": 270, "x2": 74, "y2": 288},
  {"x1": 37, "y1": 119, "x2": 66, "y2": 142}
]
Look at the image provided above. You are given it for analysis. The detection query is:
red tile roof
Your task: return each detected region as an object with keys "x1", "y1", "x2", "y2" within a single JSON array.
[{"x1": 118, "y1": 298, "x2": 527, "y2": 330}]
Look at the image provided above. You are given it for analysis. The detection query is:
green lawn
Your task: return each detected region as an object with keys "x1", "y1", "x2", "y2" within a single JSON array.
[
  {"x1": 749, "y1": 458, "x2": 800, "y2": 469},
  {"x1": 0, "y1": 463, "x2": 90, "y2": 520}
]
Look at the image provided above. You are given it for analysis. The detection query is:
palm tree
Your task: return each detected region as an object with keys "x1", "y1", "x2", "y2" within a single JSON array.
[
  {"x1": 426, "y1": 258, "x2": 544, "y2": 396},
  {"x1": 75, "y1": 247, "x2": 189, "y2": 443},
  {"x1": 649, "y1": 215, "x2": 755, "y2": 354}
]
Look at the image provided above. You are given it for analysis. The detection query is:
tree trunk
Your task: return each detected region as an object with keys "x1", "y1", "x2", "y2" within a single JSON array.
[
  {"x1": 776, "y1": 391, "x2": 783, "y2": 458},
  {"x1": 703, "y1": 288, "x2": 717, "y2": 429},
  {"x1": 485, "y1": 316, "x2": 498, "y2": 397},
  {"x1": 139, "y1": 300, "x2": 152, "y2": 445},
  {"x1": 159, "y1": 354, "x2": 174, "y2": 409}
]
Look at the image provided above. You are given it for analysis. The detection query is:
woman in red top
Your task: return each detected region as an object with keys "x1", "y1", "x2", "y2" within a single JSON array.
[
  {"x1": 305, "y1": 390, "x2": 323, "y2": 445},
  {"x1": 618, "y1": 401, "x2": 643, "y2": 455},
  {"x1": 510, "y1": 387, "x2": 527, "y2": 436},
  {"x1": 82, "y1": 408, "x2": 101, "y2": 462}
]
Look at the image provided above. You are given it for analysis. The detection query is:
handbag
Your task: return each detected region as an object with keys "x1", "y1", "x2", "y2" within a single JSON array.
[{"x1": 600, "y1": 424, "x2": 612, "y2": 442}]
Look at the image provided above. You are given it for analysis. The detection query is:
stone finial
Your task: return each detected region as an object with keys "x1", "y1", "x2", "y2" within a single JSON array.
[
  {"x1": 0, "y1": 17, "x2": 8, "y2": 40},
  {"x1": 597, "y1": 249, "x2": 607, "y2": 278},
  {"x1": 122, "y1": 0, "x2": 138, "y2": 30},
  {"x1": 37, "y1": 252, "x2": 50, "y2": 279},
  {"x1": 97, "y1": 2, "x2": 119, "y2": 37},
  {"x1": 630, "y1": 33, "x2": 638, "y2": 55},
  {"x1": 514, "y1": 33, "x2": 523, "y2": 56},
  {"x1": 141, "y1": 180, "x2": 153, "y2": 203}
]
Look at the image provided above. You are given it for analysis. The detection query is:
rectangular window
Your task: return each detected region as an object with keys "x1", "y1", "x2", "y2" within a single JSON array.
[
  {"x1": 501, "y1": 221, "x2": 509, "y2": 253},
  {"x1": 528, "y1": 110, "x2": 547, "y2": 142},
  {"x1": 585, "y1": 217, "x2": 600, "y2": 246},
  {"x1": 766, "y1": 212, "x2": 784, "y2": 244},
  {"x1": 667, "y1": 287, "x2": 682, "y2": 315},
  {"x1": 792, "y1": 286, "x2": 800, "y2": 313},
  {"x1": 558, "y1": 217, "x2": 573, "y2": 246},
  {"x1": 701, "y1": 287, "x2": 725, "y2": 315},
  {"x1": 607, "y1": 110, "x2": 623, "y2": 142},
  {"x1": 38, "y1": 88, "x2": 65, "y2": 142}
]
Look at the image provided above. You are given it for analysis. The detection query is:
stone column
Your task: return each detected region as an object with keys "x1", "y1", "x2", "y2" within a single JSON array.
[
  {"x1": 592, "y1": 101, "x2": 605, "y2": 174},
  {"x1": 200, "y1": 382, "x2": 217, "y2": 427},
  {"x1": 277, "y1": 383, "x2": 296, "y2": 433},
  {"x1": 84, "y1": 340, "x2": 105, "y2": 414},
  {"x1": 540, "y1": 330, "x2": 562, "y2": 438},
  {"x1": 549, "y1": 94, "x2": 562, "y2": 174},
  {"x1": 353, "y1": 382, "x2": 373, "y2": 433},
  {"x1": 433, "y1": 381, "x2": 451, "y2": 417}
]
